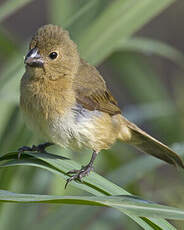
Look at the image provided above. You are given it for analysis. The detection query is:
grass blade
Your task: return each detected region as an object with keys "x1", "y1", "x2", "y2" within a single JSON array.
[
  {"x1": 0, "y1": 152, "x2": 177, "y2": 229},
  {"x1": 0, "y1": 190, "x2": 183, "y2": 220},
  {"x1": 78, "y1": 0, "x2": 175, "y2": 64},
  {"x1": 115, "y1": 37, "x2": 184, "y2": 68}
]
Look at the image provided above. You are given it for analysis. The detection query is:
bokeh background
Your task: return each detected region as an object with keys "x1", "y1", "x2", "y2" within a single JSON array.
[{"x1": 0, "y1": 0, "x2": 184, "y2": 229}]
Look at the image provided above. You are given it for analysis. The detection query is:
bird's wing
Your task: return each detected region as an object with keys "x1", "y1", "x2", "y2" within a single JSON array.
[{"x1": 73, "y1": 59, "x2": 121, "y2": 116}]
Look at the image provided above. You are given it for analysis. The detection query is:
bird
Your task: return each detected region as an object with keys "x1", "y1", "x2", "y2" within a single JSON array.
[{"x1": 19, "y1": 24, "x2": 184, "y2": 188}]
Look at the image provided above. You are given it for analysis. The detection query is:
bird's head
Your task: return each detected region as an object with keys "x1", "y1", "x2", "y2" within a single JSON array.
[{"x1": 24, "y1": 24, "x2": 80, "y2": 80}]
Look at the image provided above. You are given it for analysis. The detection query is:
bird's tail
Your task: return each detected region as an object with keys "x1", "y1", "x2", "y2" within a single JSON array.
[{"x1": 118, "y1": 115, "x2": 184, "y2": 169}]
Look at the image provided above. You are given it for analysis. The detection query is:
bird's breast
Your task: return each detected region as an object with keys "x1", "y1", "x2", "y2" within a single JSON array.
[
  {"x1": 20, "y1": 75, "x2": 121, "y2": 151},
  {"x1": 20, "y1": 75, "x2": 76, "y2": 139},
  {"x1": 48, "y1": 104, "x2": 103, "y2": 149},
  {"x1": 48, "y1": 104, "x2": 121, "y2": 151}
]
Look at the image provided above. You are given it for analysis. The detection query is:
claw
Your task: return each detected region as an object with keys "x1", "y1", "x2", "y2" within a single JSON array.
[
  {"x1": 66, "y1": 169, "x2": 80, "y2": 175},
  {"x1": 32, "y1": 142, "x2": 53, "y2": 153},
  {"x1": 65, "y1": 164, "x2": 94, "y2": 188},
  {"x1": 17, "y1": 142, "x2": 53, "y2": 159},
  {"x1": 65, "y1": 151, "x2": 97, "y2": 188},
  {"x1": 18, "y1": 146, "x2": 32, "y2": 159},
  {"x1": 65, "y1": 178, "x2": 72, "y2": 189}
]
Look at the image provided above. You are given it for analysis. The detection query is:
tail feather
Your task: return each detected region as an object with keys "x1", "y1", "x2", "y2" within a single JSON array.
[{"x1": 120, "y1": 116, "x2": 184, "y2": 169}]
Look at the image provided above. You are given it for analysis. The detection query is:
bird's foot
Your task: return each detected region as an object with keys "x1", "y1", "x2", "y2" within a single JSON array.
[
  {"x1": 31, "y1": 142, "x2": 53, "y2": 153},
  {"x1": 65, "y1": 164, "x2": 94, "y2": 188},
  {"x1": 18, "y1": 142, "x2": 53, "y2": 159}
]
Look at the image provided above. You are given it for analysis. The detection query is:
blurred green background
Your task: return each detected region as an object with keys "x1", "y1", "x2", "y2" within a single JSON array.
[{"x1": 0, "y1": 0, "x2": 184, "y2": 229}]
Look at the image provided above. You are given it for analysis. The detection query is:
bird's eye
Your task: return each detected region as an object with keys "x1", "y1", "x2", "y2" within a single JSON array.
[{"x1": 49, "y1": 52, "x2": 58, "y2": 60}]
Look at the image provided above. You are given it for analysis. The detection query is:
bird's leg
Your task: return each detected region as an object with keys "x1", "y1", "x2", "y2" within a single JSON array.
[
  {"x1": 18, "y1": 142, "x2": 54, "y2": 159},
  {"x1": 65, "y1": 150, "x2": 97, "y2": 188}
]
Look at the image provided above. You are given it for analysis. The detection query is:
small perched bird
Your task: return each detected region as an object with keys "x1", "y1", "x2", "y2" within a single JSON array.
[{"x1": 20, "y1": 24, "x2": 184, "y2": 188}]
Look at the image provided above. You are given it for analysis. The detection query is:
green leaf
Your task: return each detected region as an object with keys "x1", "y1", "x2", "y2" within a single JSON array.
[
  {"x1": 51, "y1": 0, "x2": 99, "y2": 29},
  {"x1": 78, "y1": 0, "x2": 175, "y2": 64},
  {"x1": 115, "y1": 37, "x2": 184, "y2": 68},
  {"x1": 0, "y1": 152, "x2": 177, "y2": 229},
  {"x1": 0, "y1": 189, "x2": 183, "y2": 220}
]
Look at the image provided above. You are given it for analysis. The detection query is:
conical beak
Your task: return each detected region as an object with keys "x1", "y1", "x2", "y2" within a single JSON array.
[{"x1": 24, "y1": 47, "x2": 44, "y2": 67}]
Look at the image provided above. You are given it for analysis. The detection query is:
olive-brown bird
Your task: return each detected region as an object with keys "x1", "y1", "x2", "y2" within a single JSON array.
[{"x1": 20, "y1": 24, "x2": 184, "y2": 188}]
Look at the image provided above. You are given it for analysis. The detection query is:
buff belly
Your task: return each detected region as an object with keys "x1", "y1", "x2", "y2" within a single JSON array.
[
  {"x1": 47, "y1": 105, "x2": 120, "y2": 151},
  {"x1": 21, "y1": 98, "x2": 121, "y2": 152}
]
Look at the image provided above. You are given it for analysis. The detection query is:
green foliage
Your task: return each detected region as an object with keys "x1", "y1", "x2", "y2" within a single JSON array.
[
  {"x1": 0, "y1": 0, "x2": 184, "y2": 229},
  {"x1": 0, "y1": 152, "x2": 184, "y2": 223}
]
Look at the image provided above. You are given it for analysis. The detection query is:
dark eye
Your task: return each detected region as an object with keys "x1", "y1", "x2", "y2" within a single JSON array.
[{"x1": 49, "y1": 52, "x2": 58, "y2": 59}]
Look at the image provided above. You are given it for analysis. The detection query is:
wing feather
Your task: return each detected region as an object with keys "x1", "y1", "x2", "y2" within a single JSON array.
[{"x1": 73, "y1": 59, "x2": 121, "y2": 115}]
